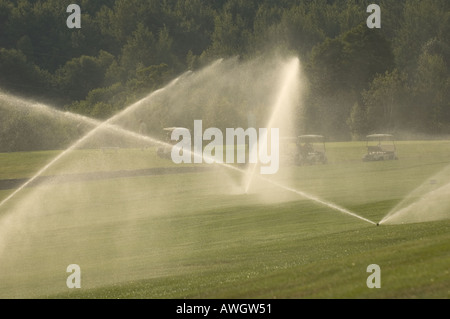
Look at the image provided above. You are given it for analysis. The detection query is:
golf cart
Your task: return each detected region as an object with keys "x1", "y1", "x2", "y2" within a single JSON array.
[
  {"x1": 362, "y1": 134, "x2": 398, "y2": 161},
  {"x1": 157, "y1": 127, "x2": 190, "y2": 159},
  {"x1": 295, "y1": 135, "x2": 328, "y2": 165}
]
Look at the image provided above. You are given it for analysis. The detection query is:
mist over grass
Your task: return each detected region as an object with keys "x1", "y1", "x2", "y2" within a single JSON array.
[{"x1": 0, "y1": 140, "x2": 449, "y2": 298}]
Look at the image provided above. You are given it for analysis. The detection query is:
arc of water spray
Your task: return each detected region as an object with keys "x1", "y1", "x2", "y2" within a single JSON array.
[
  {"x1": 244, "y1": 57, "x2": 299, "y2": 193},
  {"x1": 0, "y1": 73, "x2": 189, "y2": 210},
  {"x1": 0, "y1": 59, "x2": 231, "y2": 210},
  {"x1": 0, "y1": 103, "x2": 375, "y2": 226},
  {"x1": 200, "y1": 155, "x2": 376, "y2": 225},
  {"x1": 0, "y1": 61, "x2": 375, "y2": 226},
  {"x1": 379, "y1": 177, "x2": 450, "y2": 225},
  {"x1": 241, "y1": 57, "x2": 375, "y2": 225},
  {"x1": 261, "y1": 179, "x2": 376, "y2": 225},
  {"x1": 176, "y1": 144, "x2": 376, "y2": 225}
]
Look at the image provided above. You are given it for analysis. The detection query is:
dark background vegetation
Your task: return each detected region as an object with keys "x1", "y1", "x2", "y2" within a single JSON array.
[{"x1": 0, "y1": 0, "x2": 449, "y2": 151}]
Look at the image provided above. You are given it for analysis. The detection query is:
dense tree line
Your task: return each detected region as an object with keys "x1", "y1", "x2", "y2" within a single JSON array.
[{"x1": 0, "y1": 0, "x2": 448, "y2": 151}]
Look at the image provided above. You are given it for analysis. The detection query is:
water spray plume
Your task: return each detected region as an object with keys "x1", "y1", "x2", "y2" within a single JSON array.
[
  {"x1": 379, "y1": 164, "x2": 450, "y2": 225},
  {"x1": 0, "y1": 74, "x2": 187, "y2": 211},
  {"x1": 0, "y1": 59, "x2": 227, "y2": 211},
  {"x1": 244, "y1": 57, "x2": 300, "y2": 193},
  {"x1": 261, "y1": 178, "x2": 377, "y2": 225},
  {"x1": 0, "y1": 58, "x2": 373, "y2": 227},
  {"x1": 176, "y1": 145, "x2": 376, "y2": 225}
]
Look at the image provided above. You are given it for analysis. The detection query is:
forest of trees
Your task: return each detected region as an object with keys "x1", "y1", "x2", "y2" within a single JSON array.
[{"x1": 0, "y1": 0, "x2": 449, "y2": 151}]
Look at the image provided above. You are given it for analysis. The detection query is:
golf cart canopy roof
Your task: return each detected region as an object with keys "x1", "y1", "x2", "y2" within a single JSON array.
[{"x1": 366, "y1": 134, "x2": 394, "y2": 139}]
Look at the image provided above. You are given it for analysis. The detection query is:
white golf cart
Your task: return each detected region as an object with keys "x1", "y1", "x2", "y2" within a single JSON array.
[
  {"x1": 362, "y1": 134, "x2": 398, "y2": 161},
  {"x1": 295, "y1": 135, "x2": 328, "y2": 165}
]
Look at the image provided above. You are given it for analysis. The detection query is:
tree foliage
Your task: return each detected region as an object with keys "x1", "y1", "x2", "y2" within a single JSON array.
[{"x1": 0, "y1": 0, "x2": 448, "y2": 152}]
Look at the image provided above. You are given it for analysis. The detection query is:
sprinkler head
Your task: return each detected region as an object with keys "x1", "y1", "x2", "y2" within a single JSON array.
[{"x1": 376, "y1": 223, "x2": 380, "y2": 226}]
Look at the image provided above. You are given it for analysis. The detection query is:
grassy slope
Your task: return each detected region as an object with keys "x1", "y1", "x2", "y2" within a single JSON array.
[
  {"x1": 54, "y1": 208, "x2": 450, "y2": 299},
  {"x1": 0, "y1": 141, "x2": 449, "y2": 298}
]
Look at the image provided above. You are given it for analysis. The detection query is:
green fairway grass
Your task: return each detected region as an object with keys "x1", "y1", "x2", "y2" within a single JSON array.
[{"x1": 0, "y1": 141, "x2": 449, "y2": 298}]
